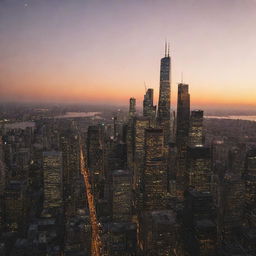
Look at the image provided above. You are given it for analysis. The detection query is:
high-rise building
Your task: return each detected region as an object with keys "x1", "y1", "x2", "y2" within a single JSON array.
[
  {"x1": 186, "y1": 147, "x2": 212, "y2": 192},
  {"x1": 60, "y1": 131, "x2": 81, "y2": 216},
  {"x1": 0, "y1": 136, "x2": 6, "y2": 196},
  {"x1": 189, "y1": 110, "x2": 204, "y2": 147},
  {"x1": 142, "y1": 210, "x2": 179, "y2": 256},
  {"x1": 104, "y1": 222, "x2": 137, "y2": 256},
  {"x1": 243, "y1": 149, "x2": 256, "y2": 226},
  {"x1": 143, "y1": 88, "x2": 156, "y2": 121},
  {"x1": 168, "y1": 143, "x2": 178, "y2": 197},
  {"x1": 4, "y1": 180, "x2": 27, "y2": 232},
  {"x1": 43, "y1": 151, "x2": 63, "y2": 209},
  {"x1": 143, "y1": 128, "x2": 168, "y2": 210},
  {"x1": 112, "y1": 169, "x2": 132, "y2": 221},
  {"x1": 127, "y1": 98, "x2": 136, "y2": 171},
  {"x1": 211, "y1": 139, "x2": 229, "y2": 175},
  {"x1": 157, "y1": 44, "x2": 171, "y2": 144},
  {"x1": 64, "y1": 214, "x2": 91, "y2": 255},
  {"x1": 228, "y1": 144, "x2": 246, "y2": 175},
  {"x1": 183, "y1": 189, "x2": 217, "y2": 256},
  {"x1": 134, "y1": 117, "x2": 150, "y2": 189},
  {"x1": 176, "y1": 83, "x2": 190, "y2": 198},
  {"x1": 219, "y1": 173, "x2": 245, "y2": 242},
  {"x1": 176, "y1": 83, "x2": 190, "y2": 145},
  {"x1": 87, "y1": 125, "x2": 105, "y2": 200},
  {"x1": 129, "y1": 97, "x2": 136, "y2": 118}
]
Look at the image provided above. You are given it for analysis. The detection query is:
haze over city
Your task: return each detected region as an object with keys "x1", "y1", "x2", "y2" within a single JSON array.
[{"x1": 1, "y1": 0, "x2": 256, "y2": 109}]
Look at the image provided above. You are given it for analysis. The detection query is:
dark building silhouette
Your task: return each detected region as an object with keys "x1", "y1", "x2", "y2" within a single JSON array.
[
  {"x1": 60, "y1": 131, "x2": 81, "y2": 216},
  {"x1": 244, "y1": 149, "x2": 256, "y2": 226},
  {"x1": 104, "y1": 222, "x2": 137, "y2": 256},
  {"x1": 219, "y1": 173, "x2": 245, "y2": 242},
  {"x1": 176, "y1": 83, "x2": 190, "y2": 199},
  {"x1": 4, "y1": 180, "x2": 27, "y2": 232},
  {"x1": 127, "y1": 98, "x2": 136, "y2": 172},
  {"x1": 228, "y1": 145, "x2": 246, "y2": 175},
  {"x1": 87, "y1": 125, "x2": 105, "y2": 201},
  {"x1": 176, "y1": 83, "x2": 190, "y2": 145},
  {"x1": 183, "y1": 189, "x2": 217, "y2": 256},
  {"x1": 142, "y1": 210, "x2": 179, "y2": 256}
]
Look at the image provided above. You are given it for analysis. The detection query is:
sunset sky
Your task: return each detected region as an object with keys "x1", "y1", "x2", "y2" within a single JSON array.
[{"x1": 1, "y1": 0, "x2": 256, "y2": 108}]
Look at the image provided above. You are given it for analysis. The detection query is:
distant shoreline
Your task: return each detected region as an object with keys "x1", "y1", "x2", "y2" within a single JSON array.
[{"x1": 205, "y1": 115, "x2": 256, "y2": 122}]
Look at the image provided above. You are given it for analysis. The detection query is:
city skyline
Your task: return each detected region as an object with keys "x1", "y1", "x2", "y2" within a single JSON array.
[
  {"x1": 1, "y1": 14, "x2": 256, "y2": 254},
  {"x1": 1, "y1": 0, "x2": 256, "y2": 109}
]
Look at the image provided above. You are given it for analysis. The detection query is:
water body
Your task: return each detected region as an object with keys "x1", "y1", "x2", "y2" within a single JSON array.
[
  {"x1": 205, "y1": 115, "x2": 256, "y2": 122},
  {"x1": 55, "y1": 112, "x2": 102, "y2": 119},
  {"x1": 5, "y1": 121, "x2": 35, "y2": 130}
]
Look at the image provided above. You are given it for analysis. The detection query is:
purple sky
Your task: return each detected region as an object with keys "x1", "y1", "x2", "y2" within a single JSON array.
[{"x1": 1, "y1": 0, "x2": 256, "y2": 108}]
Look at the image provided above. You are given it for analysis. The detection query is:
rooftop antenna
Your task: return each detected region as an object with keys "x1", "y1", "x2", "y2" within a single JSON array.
[
  {"x1": 168, "y1": 42, "x2": 170, "y2": 57},
  {"x1": 144, "y1": 81, "x2": 147, "y2": 93},
  {"x1": 164, "y1": 41, "x2": 167, "y2": 57},
  {"x1": 181, "y1": 72, "x2": 184, "y2": 83}
]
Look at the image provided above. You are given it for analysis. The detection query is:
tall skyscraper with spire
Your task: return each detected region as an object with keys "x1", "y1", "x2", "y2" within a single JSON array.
[{"x1": 157, "y1": 43, "x2": 171, "y2": 144}]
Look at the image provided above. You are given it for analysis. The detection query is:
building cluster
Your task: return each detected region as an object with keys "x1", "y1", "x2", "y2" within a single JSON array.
[
  {"x1": 0, "y1": 119, "x2": 91, "y2": 255},
  {"x1": 83, "y1": 45, "x2": 256, "y2": 255},
  {"x1": 0, "y1": 45, "x2": 256, "y2": 255}
]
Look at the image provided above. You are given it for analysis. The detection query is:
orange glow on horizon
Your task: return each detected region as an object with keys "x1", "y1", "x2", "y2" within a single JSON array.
[
  {"x1": 2, "y1": 81, "x2": 256, "y2": 108},
  {"x1": 1, "y1": 0, "x2": 256, "y2": 109}
]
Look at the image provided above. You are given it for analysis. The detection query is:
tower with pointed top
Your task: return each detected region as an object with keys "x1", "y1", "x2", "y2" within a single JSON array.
[{"x1": 157, "y1": 43, "x2": 171, "y2": 144}]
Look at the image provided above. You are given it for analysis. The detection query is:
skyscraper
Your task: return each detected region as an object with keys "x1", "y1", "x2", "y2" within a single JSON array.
[
  {"x1": 183, "y1": 189, "x2": 217, "y2": 256},
  {"x1": 4, "y1": 180, "x2": 27, "y2": 232},
  {"x1": 189, "y1": 110, "x2": 204, "y2": 147},
  {"x1": 176, "y1": 83, "x2": 190, "y2": 198},
  {"x1": 219, "y1": 173, "x2": 245, "y2": 242},
  {"x1": 143, "y1": 128, "x2": 168, "y2": 210},
  {"x1": 129, "y1": 97, "x2": 136, "y2": 118},
  {"x1": 127, "y1": 98, "x2": 136, "y2": 172},
  {"x1": 176, "y1": 83, "x2": 190, "y2": 145},
  {"x1": 43, "y1": 151, "x2": 63, "y2": 209},
  {"x1": 243, "y1": 149, "x2": 256, "y2": 226},
  {"x1": 157, "y1": 44, "x2": 171, "y2": 144},
  {"x1": 186, "y1": 147, "x2": 212, "y2": 192},
  {"x1": 112, "y1": 169, "x2": 132, "y2": 221},
  {"x1": 60, "y1": 131, "x2": 81, "y2": 216},
  {"x1": 142, "y1": 210, "x2": 179, "y2": 256},
  {"x1": 87, "y1": 125, "x2": 105, "y2": 201},
  {"x1": 134, "y1": 117, "x2": 150, "y2": 189},
  {"x1": 143, "y1": 88, "x2": 156, "y2": 121}
]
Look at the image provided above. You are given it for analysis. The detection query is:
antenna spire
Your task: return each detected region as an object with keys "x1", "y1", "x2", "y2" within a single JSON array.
[
  {"x1": 164, "y1": 41, "x2": 167, "y2": 57},
  {"x1": 168, "y1": 42, "x2": 170, "y2": 57},
  {"x1": 181, "y1": 72, "x2": 184, "y2": 83},
  {"x1": 144, "y1": 81, "x2": 147, "y2": 93}
]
